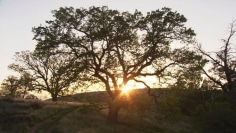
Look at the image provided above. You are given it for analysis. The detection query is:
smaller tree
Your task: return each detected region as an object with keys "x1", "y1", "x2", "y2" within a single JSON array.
[
  {"x1": 9, "y1": 48, "x2": 86, "y2": 101},
  {"x1": 1, "y1": 76, "x2": 22, "y2": 97},
  {"x1": 196, "y1": 22, "x2": 236, "y2": 97},
  {"x1": 18, "y1": 72, "x2": 34, "y2": 98}
]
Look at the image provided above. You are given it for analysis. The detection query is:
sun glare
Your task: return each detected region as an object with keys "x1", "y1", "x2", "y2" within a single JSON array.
[
  {"x1": 120, "y1": 81, "x2": 136, "y2": 94},
  {"x1": 122, "y1": 85, "x2": 130, "y2": 93}
]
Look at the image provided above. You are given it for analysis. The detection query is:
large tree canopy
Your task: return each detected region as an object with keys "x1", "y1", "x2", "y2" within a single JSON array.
[{"x1": 33, "y1": 6, "x2": 205, "y2": 123}]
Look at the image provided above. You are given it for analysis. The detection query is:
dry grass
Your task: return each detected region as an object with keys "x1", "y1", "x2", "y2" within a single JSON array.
[
  {"x1": 0, "y1": 89, "x2": 203, "y2": 133},
  {"x1": 53, "y1": 107, "x2": 148, "y2": 133}
]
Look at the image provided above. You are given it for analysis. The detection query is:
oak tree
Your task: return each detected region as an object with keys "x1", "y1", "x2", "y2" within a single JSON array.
[
  {"x1": 1, "y1": 76, "x2": 22, "y2": 97},
  {"x1": 33, "y1": 6, "x2": 204, "y2": 123},
  {"x1": 9, "y1": 49, "x2": 86, "y2": 101}
]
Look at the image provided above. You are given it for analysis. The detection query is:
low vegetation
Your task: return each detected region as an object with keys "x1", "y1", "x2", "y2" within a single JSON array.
[{"x1": 1, "y1": 88, "x2": 236, "y2": 133}]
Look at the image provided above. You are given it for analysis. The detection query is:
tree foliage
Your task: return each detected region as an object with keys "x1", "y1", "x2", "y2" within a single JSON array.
[
  {"x1": 1, "y1": 75, "x2": 23, "y2": 97},
  {"x1": 32, "y1": 6, "x2": 205, "y2": 122},
  {"x1": 9, "y1": 49, "x2": 86, "y2": 101}
]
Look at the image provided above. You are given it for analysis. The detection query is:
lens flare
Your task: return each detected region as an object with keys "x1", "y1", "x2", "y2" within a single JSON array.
[{"x1": 122, "y1": 84, "x2": 130, "y2": 93}]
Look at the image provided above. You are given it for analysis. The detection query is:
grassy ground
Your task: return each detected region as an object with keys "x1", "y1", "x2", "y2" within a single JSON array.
[{"x1": 0, "y1": 89, "x2": 235, "y2": 133}]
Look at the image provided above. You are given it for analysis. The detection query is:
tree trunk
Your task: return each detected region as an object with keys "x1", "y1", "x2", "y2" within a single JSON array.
[
  {"x1": 51, "y1": 94, "x2": 58, "y2": 101},
  {"x1": 22, "y1": 87, "x2": 27, "y2": 98},
  {"x1": 229, "y1": 88, "x2": 236, "y2": 106},
  {"x1": 107, "y1": 100, "x2": 121, "y2": 124}
]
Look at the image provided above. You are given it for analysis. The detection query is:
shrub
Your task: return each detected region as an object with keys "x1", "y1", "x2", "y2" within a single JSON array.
[{"x1": 195, "y1": 102, "x2": 236, "y2": 133}]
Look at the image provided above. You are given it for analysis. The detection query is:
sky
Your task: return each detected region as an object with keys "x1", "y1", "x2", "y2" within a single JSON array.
[{"x1": 0, "y1": 0, "x2": 236, "y2": 83}]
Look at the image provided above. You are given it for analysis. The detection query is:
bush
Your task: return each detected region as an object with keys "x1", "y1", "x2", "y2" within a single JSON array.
[
  {"x1": 177, "y1": 89, "x2": 207, "y2": 115},
  {"x1": 195, "y1": 102, "x2": 236, "y2": 133},
  {"x1": 156, "y1": 89, "x2": 206, "y2": 119},
  {"x1": 156, "y1": 89, "x2": 181, "y2": 120}
]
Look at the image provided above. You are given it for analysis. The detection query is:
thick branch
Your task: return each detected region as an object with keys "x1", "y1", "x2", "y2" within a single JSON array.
[
  {"x1": 196, "y1": 44, "x2": 224, "y2": 68},
  {"x1": 201, "y1": 67, "x2": 227, "y2": 92},
  {"x1": 133, "y1": 78, "x2": 162, "y2": 107},
  {"x1": 93, "y1": 71, "x2": 114, "y2": 98}
]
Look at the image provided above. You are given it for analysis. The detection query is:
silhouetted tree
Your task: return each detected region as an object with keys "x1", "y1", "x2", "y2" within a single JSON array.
[
  {"x1": 1, "y1": 76, "x2": 22, "y2": 97},
  {"x1": 196, "y1": 22, "x2": 236, "y2": 107},
  {"x1": 197, "y1": 22, "x2": 236, "y2": 94},
  {"x1": 9, "y1": 49, "x2": 86, "y2": 101},
  {"x1": 32, "y1": 6, "x2": 205, "y2": 123}
]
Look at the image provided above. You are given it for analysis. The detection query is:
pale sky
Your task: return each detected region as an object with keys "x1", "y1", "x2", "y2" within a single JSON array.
[{"x1": 0, "y1": 0, "x2": 236, "y2": 83}]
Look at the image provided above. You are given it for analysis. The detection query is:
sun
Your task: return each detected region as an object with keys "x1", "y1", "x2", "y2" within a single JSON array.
[
  {"x1": 122, "y1": 84, "x2": 130, "y2": 93},
  {"x1": 120, "y1": 81, "x2": 136, "y2": 95}
]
